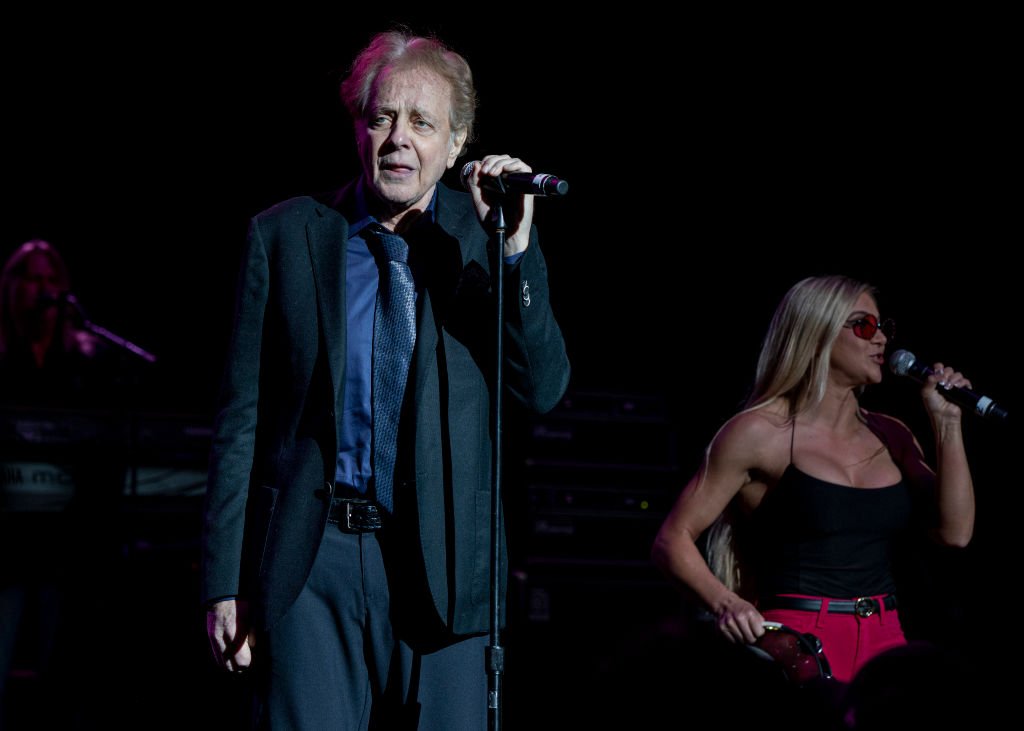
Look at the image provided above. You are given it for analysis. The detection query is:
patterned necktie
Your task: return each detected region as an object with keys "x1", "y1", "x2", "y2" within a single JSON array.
[{"x1": 364, "y1": 224, "x2": 416, "y2": 513}]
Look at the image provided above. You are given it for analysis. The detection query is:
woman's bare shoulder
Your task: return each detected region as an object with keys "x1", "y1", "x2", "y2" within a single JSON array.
[{"x1": 715, "y1": 403, "x2": 791, "y2": 455}]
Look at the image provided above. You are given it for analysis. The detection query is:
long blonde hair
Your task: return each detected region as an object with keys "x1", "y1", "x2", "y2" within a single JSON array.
[{"x1": 704, "y1": 275, "x2": 877, "y2": 594}]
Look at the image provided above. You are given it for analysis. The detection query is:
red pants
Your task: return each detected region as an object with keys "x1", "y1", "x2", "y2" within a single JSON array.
[{"x1": 760, "y1": 593, "x2": 908, "y2": 683}]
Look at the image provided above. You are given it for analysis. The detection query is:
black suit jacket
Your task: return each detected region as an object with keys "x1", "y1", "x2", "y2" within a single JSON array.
[{"x1": 201, "y1": 181, "x2": 570, "y2": 638}]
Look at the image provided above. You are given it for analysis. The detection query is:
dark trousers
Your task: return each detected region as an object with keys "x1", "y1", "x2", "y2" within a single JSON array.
[{"x1": 256, "y1": 526, "x2": 488, "y2": 730}]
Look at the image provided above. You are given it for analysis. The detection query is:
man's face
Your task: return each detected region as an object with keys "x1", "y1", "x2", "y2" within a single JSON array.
[{"x1": 356, "y1": 66, "x2": 467, "y2": 223}]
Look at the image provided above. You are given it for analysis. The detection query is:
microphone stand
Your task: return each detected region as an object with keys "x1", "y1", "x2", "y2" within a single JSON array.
[
  {"x1": 471, "y1": 165, "x2": 569, "y2": 728},
  {"x1": 487, "y1": 200, "x2": 506, "y2": 731},
  {"x1": 66, "y1": 295, "x2": 158, "y2": 365}
]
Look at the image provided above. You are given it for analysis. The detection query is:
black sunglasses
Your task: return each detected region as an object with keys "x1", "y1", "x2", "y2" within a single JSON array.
[{"x1": 843, "y1": 314, "x2": 895, "y2": 341}]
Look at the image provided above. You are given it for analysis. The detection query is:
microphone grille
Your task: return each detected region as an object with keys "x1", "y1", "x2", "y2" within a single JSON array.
[{"x1": 888, "y1": 349, "x2": 916, "y2": 376}]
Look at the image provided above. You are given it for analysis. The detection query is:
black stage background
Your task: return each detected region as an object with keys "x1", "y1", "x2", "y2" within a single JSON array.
[{"x1": 2, "y1": 9, "x2": 1018, "y2": 728}]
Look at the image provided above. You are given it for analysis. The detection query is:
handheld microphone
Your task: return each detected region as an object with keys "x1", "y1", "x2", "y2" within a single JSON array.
[
  {"x1": 888, "y1": 349, "x2": 1008, "y2": 421},
  {"x1": 460, "y1": 161, "x2": 569, "y2": 196}
]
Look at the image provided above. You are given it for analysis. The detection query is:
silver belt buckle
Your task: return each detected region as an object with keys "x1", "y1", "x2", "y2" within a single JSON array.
[{"x1": 854, "y1": 597, "x2": 877, "y2": 618}]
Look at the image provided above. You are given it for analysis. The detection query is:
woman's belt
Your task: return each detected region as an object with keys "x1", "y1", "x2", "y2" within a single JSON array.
[{"x1": 760, "y1": 593, "x2": 897, "y2": 618}]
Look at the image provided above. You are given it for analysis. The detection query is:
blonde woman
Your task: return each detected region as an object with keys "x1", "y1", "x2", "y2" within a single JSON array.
[{"x1": 651, "y1": 274, "x2": 974, "y2": 683}]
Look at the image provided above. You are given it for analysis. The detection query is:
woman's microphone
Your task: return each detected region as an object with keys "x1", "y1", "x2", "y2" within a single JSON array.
[{"x1": 888, "y1": 349, "x2": 1008, "y2": 421}]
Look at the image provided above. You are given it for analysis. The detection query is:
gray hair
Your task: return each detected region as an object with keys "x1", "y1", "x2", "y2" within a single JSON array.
[{"x1": 340, "y1": 30, "x2": 476, "y2": 151}]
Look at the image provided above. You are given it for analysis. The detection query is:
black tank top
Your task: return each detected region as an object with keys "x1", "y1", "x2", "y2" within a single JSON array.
[{"x1": 748, "y1": 421, "x2": 913, "y2": 598}]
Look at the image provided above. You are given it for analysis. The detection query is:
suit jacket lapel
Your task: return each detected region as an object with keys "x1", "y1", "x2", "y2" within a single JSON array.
[
  {"x1": 306, "y1": 195, "x2": 350, "y2": 402},
  {"x1": 411, "y1": 184, "x2": 485, "y2": 393}
]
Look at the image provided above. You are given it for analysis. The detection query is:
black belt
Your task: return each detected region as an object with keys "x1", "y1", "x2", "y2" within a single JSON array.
[
  {"x1": 760, "y1": 594, "x2": 897, "y2": 618},
  {"x1": 327, "y1": 495, "x2": 384, "y2": 533}
]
